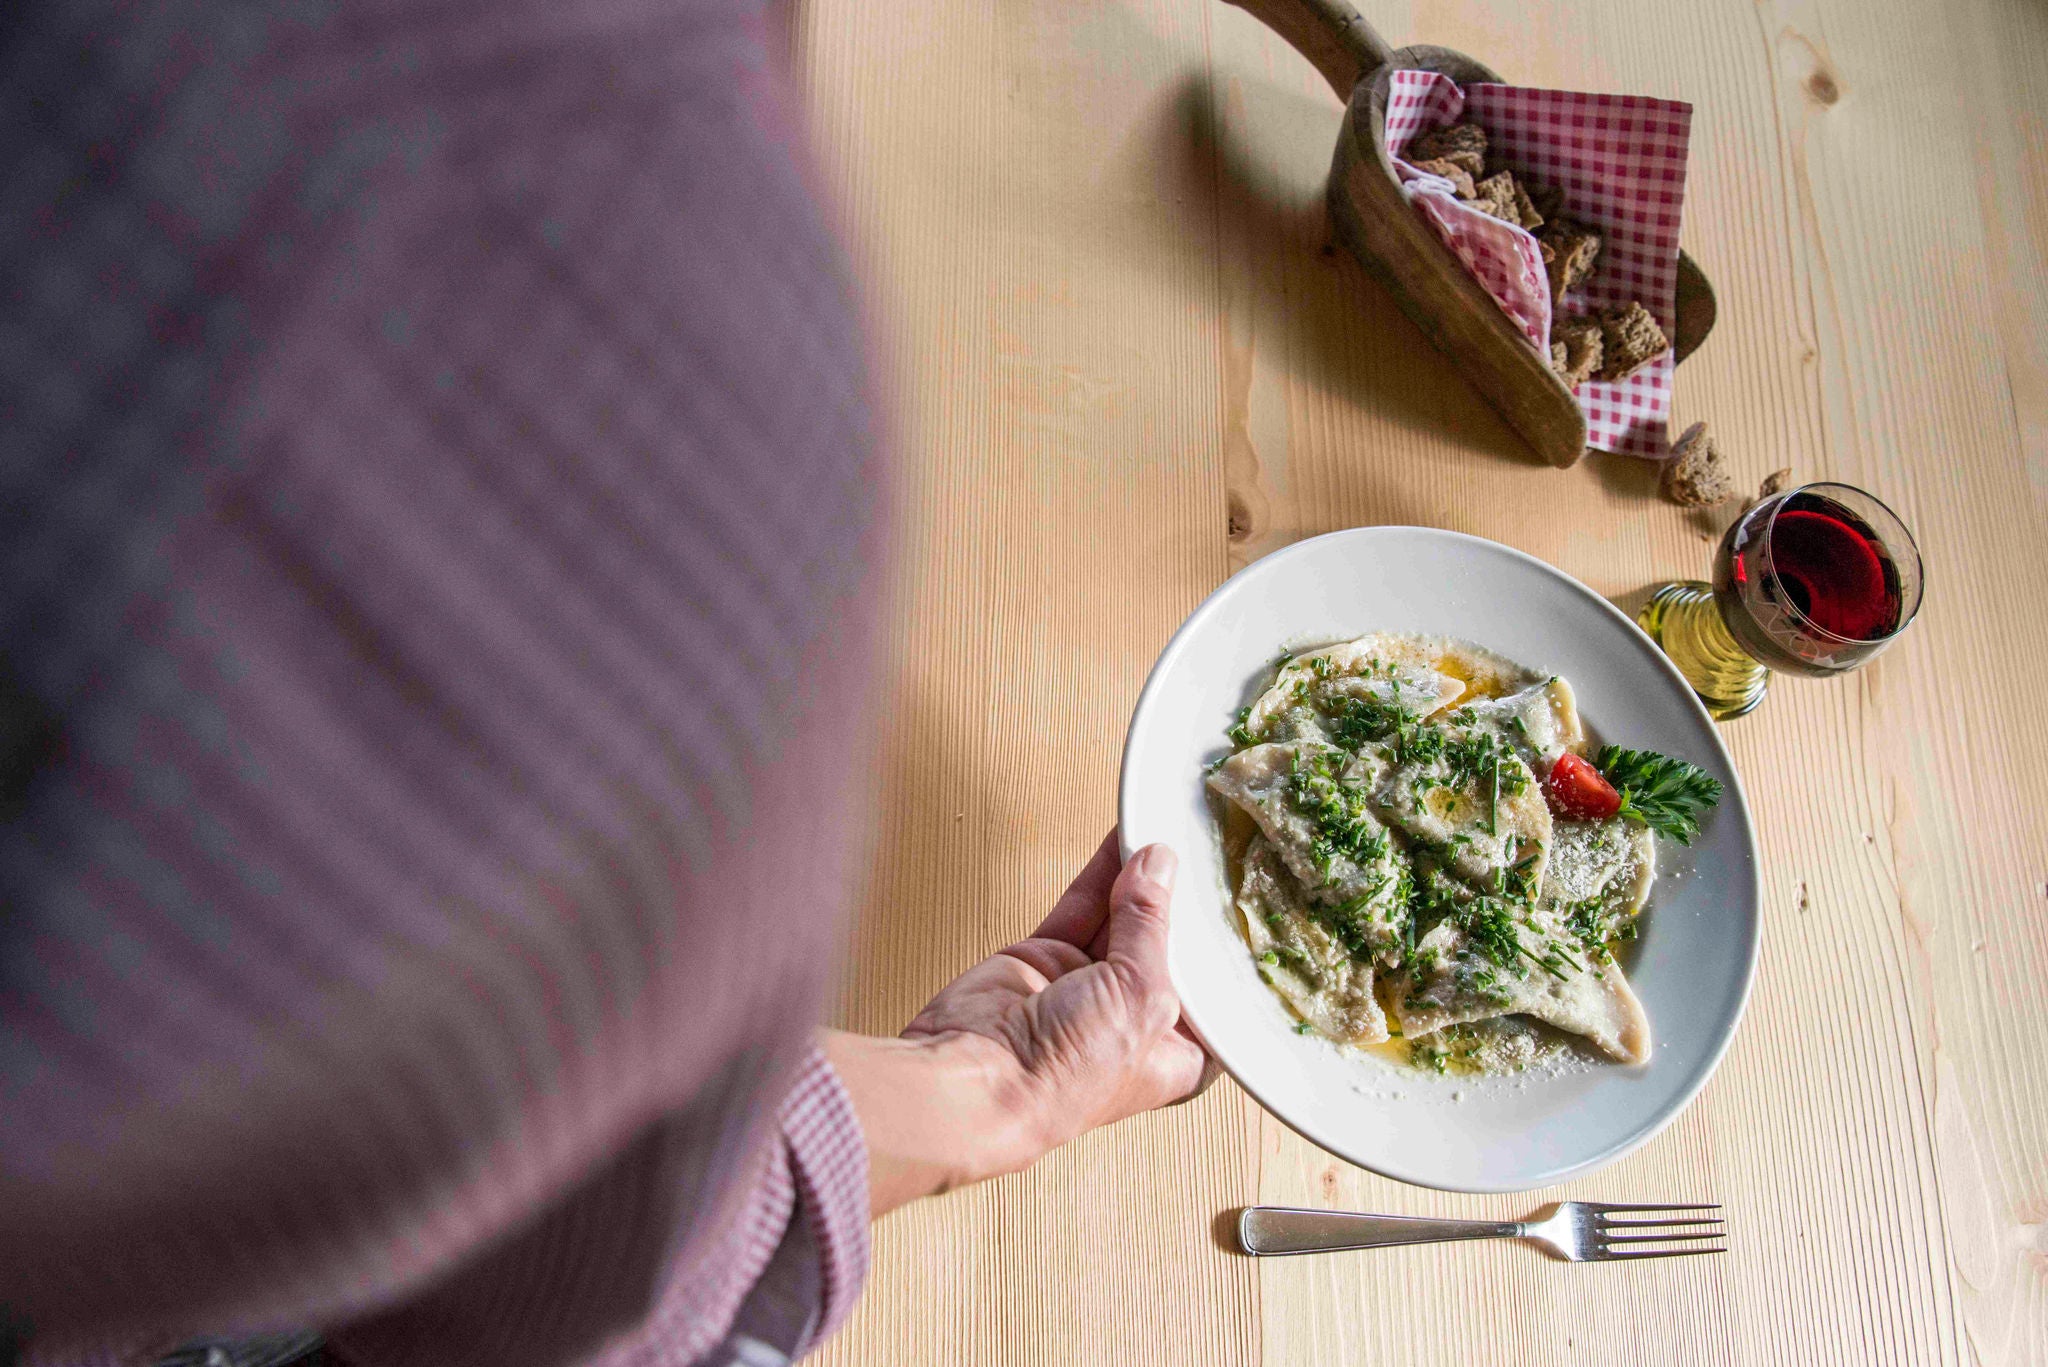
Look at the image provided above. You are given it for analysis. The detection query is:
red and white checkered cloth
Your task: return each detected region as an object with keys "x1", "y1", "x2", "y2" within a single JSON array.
[{"x1": 1383, "y1": 71, "x2": 1693, "y2": 458}]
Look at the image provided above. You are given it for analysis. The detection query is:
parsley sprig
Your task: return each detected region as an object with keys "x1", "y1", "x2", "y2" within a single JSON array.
[{"x1": 1595, "y1": 745, "x2": 1724, "y2": 845}]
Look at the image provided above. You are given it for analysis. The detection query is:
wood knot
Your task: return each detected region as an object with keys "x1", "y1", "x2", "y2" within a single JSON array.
[
  {"x1": 1805, "y1": 69, "x2": 1840, "y2": 106},
  {"x1": 1226, "y1": 491, "x2": 1255, "y2": 543}
]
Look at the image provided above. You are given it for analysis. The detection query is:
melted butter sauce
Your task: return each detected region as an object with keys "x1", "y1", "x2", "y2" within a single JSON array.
[
  {"x1": 1433, "y1": 654, "x2": 1486, "y2": 711},
  {"x1": 1430, "y1": 652, "x2": 1519, "y2": 715}
]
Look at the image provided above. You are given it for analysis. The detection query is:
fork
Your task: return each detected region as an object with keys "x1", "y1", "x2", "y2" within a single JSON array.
[{"x1": 1238, "y1": 1201, "x2": 1725, "y2": 1262}]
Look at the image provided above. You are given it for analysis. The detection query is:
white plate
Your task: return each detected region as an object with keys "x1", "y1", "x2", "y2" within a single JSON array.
[{"x1": 1119, "y1": 527, "x2": 1759, "y2": 1193}]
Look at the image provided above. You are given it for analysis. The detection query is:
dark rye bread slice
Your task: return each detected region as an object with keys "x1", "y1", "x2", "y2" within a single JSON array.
[
  {"x1": 1408, "y1": 122, "x2": 1487, "y2": 180},
  {"x1": 1549, "y1": 314, "x2": 1603, "y2": 388},
  {"x1": 1411, "y1": 157, "x2": 1476, "y2": 199},
  {"x1": 1597, "y1": 301, "x2": 1670, "y2": 381},
  {"x1": 1540, "y1": 219, "x2": 1602, "y2": 296}
]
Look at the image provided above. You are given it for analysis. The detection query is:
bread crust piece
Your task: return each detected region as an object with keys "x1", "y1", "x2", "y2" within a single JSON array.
[
  {"x1": 1469, "y1": 172, "x2": 1519, "y2": 225},
  {"x1": 1539, "y1": 219, "x2": 1602, "y2": 296},
  {"x1": 1468, "y1": 172, "x2": 1546, "y2": 231},
  {"x1": 1410, "y1": 122, "x2": 1488, "y2": 181},
  {"x1": 1526, "y1": 181, "x2": 1564, "y2": 225},
  {"x1": 1742, "y1": 467, "x2": 1795, "y2": 513},
  {"x1": 1411, "y1": 156, "x2": 1476, "y2": 199},
  {"x1": 1549, "y1": 314, "x2": 1604, "y2": 388},
  {"x1": 1596, "y1": 301, "x2": 1670, "y2": 381},
  {"x1": 1661, "y1": 420, "x2": 1735, "y2": 506}
]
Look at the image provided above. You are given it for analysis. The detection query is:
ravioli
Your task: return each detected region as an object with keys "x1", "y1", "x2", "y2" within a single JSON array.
[
  {"x1": 1206, "y1": 741, "x2": 1406, "y2": 959},
  {"x1": 1210, "y1": 631, "x2": 1677, "y2": 1074},
  {"x1": 1447, "y1": 677, "x2": 1585, "y2": 772},
  {"x1": 1389, "y1": 903, "x2": 1652, "y2": 1063},
  {"x1": 1546, "y1": 817, "x2": 1656, "y2": 915},
  {"x1": 1237, "y1": 836, "x2": 1390, "y2": 1043},
  {"x1": 1367, "y1": 728, "x2": 1551, "y2": 894},
  {"x1": 1243, "y1": 634, "x2": 1468, "y2": 741},
  {"x1": 1251, "y1": 671, "x2": 1463, "y2": 747}
]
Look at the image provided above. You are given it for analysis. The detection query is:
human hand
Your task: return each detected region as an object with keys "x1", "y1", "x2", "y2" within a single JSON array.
[
  {"x1": 905, "y1": 831, "x2": 1213, "y2": 1158},
  {"x1": 825, "y1": 832, "x2": 1215, "y2": 1217}
]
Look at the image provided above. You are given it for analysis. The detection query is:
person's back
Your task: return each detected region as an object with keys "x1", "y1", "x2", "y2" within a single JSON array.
[{"x1": 1, "y1": 1, "x2": 885, "y2": 1360}]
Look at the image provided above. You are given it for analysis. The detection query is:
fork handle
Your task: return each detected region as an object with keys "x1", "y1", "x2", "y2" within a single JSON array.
[{"x1": 1239, "y1": 1206, "x2": 1524, "y2": 1255}]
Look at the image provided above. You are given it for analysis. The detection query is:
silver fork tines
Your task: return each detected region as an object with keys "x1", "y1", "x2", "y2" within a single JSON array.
[
  {"x1": 1237, "y1": 1200, "x2": 1728, "y2": 1262},
  {"x1": 1546, "y1": 1201, "x2": 1725, "y2": 1261}
]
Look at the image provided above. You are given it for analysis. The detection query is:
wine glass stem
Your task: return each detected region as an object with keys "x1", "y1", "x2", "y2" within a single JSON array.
[{"x1": 1637, "y1": 582, "x2": 1769, "y2": 720}]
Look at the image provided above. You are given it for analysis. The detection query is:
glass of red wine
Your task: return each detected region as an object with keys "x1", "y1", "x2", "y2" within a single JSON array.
[{"x1": 1637, "y1": 482, "x2": 1924, "y2": 719}]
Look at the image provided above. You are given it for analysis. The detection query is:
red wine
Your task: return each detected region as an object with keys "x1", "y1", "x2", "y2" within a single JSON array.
[
  {"x1": 1712, "y1": 487, "x2": 1918, "y2": 676},
  {"x1": 1756, "y1": 496, "x2": 1902, "y2": 640}
]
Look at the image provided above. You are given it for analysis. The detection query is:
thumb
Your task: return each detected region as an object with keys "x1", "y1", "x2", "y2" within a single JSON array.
[{"x1": 1105, "y1": 844, "x2": 1177, "y2": 1005}]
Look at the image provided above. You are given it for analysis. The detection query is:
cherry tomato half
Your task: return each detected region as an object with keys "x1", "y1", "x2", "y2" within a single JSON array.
[{"x1": 1545, "y1": 752, "x2": 1622, "y2": 821}]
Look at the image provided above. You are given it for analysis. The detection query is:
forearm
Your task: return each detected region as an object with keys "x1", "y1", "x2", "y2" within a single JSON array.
[{"x1": 821, "y1": 1030, "x2": 1035, "y2": 1219}]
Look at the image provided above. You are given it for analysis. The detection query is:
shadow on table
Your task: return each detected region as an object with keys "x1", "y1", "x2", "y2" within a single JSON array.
[
  {"x1": 1608, "y1": 582, "x2": 1661, "y2": 624},
  {"x1": 1587, "y1": 448, "x2": 1664, "y2": 504},
  {"x1": 1140, "y1": 66, "x2": 1544, "y2": 470}
]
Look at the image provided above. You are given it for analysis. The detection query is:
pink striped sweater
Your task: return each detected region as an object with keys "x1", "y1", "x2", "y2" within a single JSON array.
[{"x1": 0, "y1": 0, "x2": 883, "y2": 1361}]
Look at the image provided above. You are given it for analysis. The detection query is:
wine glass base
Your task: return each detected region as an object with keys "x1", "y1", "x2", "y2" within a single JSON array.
[{"x1": 1636, "y1": 581, "x2": 1769, "y2": 720}]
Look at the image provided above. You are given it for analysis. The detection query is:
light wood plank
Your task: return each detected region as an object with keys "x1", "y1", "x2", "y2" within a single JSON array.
[
  {"x1": 795, "y1": 0, "x2": 2048, "y2": 1361},
  {"x1": 800, "y1": 1, "x2": 1257, "y2": 1362}
]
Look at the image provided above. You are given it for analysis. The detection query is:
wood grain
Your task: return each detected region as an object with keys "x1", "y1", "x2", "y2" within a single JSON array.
[{"x1": 795, "y1": 0, "x2": 2048, "y2": 1362}]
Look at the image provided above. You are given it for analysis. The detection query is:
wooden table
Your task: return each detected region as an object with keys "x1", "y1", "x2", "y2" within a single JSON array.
[{"x1": 795, "y1": 0, "x2": 2048, "y2": 1361}]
